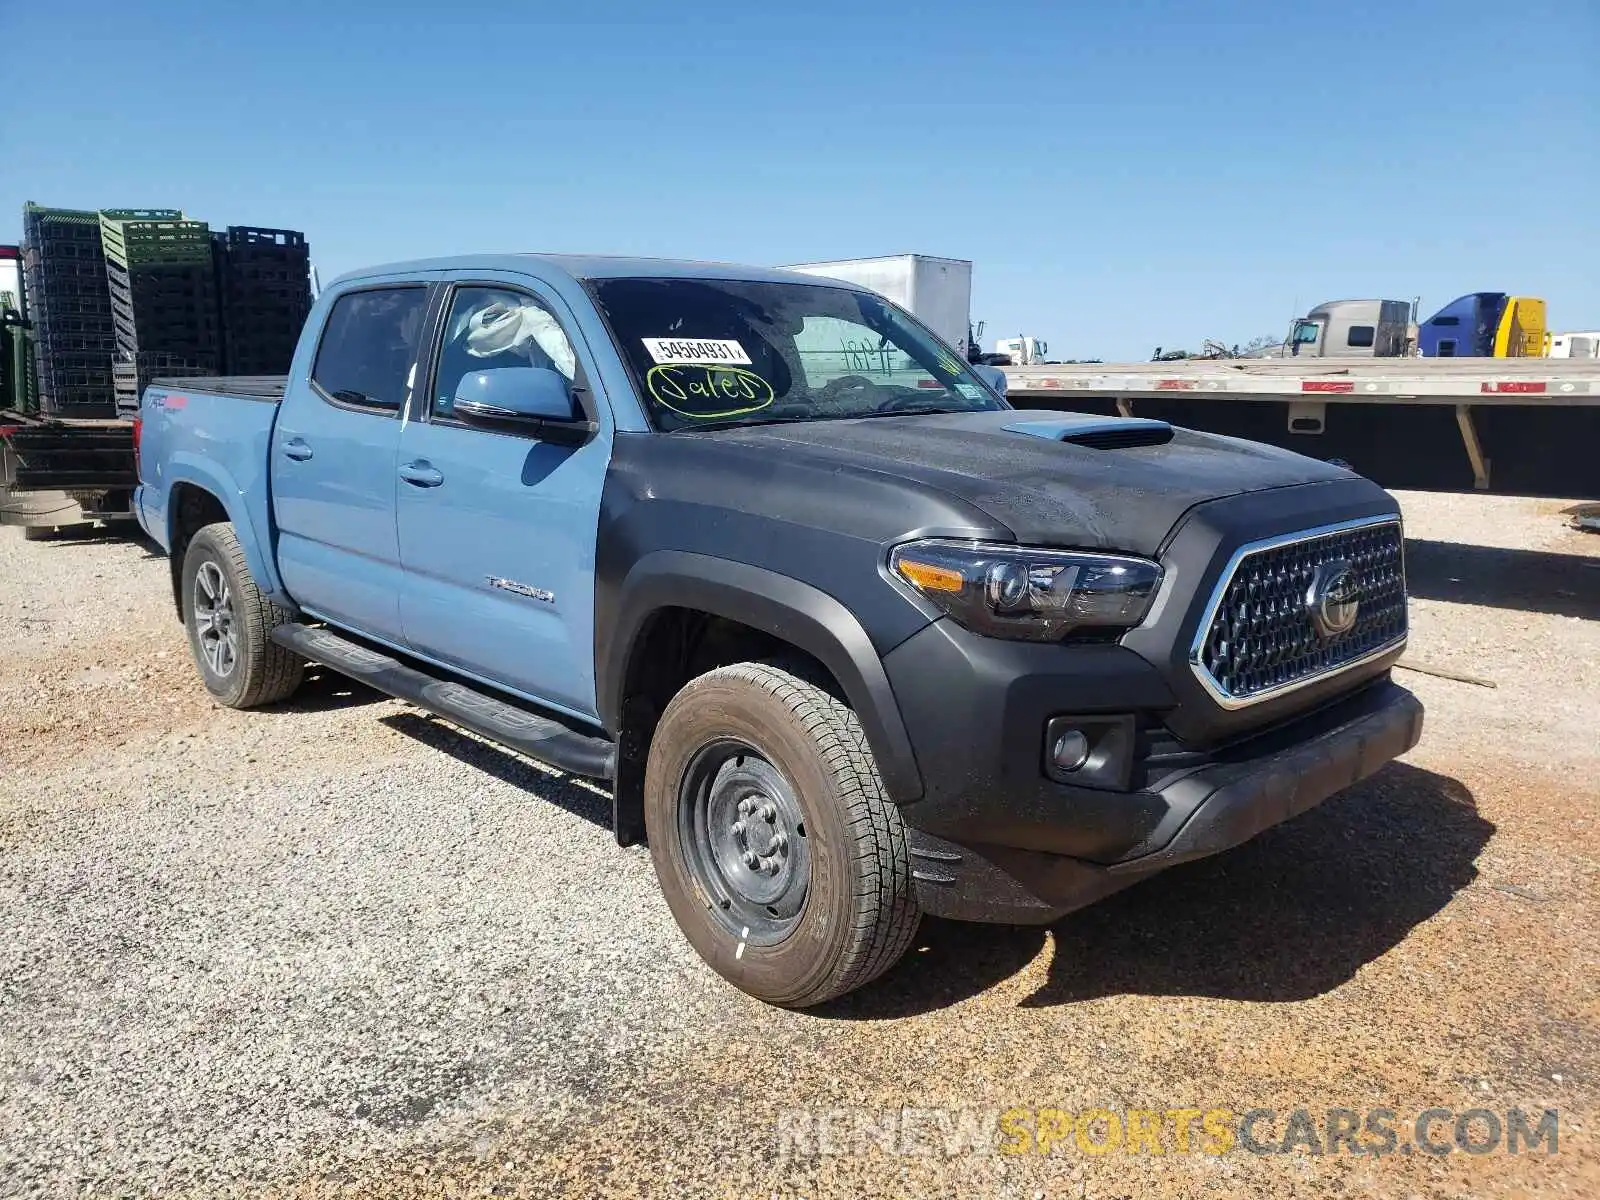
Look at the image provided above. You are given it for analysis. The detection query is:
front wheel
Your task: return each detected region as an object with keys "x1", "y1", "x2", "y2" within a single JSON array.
[
  {"x1": 644, "y1": 661, "x2": 920, "y2": 1007},
  {"x1": 181, "y1": 523, "x2": 304, "y2": 708}
]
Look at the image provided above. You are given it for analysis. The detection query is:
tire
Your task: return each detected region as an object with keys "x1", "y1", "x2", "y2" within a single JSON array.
[
  {"x1": 22, "y1": 525, "x2": 55, "y2": 542},
  {"x1": 645, "y1": 661, "x2": 921, "y2": 1007},
  {"x1": 181, "y1": 523, "x2": 304, "y2": 708}
]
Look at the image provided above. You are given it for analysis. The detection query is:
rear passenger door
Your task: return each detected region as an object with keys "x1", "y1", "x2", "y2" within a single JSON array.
[{"x1": 271, "y1": 283, "x2": 431, "y2": 643}]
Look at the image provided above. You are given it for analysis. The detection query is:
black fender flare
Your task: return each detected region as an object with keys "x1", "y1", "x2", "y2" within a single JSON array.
[{"x1": 600, "y1": 550, "x2": 924, "y2": 804}]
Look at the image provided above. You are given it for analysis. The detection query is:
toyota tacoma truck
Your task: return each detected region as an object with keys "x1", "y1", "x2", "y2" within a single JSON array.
[{"x1": 133, "y1": 254, "x2": 1423, "y2": 1007}]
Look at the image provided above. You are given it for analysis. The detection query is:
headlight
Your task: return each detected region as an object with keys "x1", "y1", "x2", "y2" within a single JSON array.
[{"x1": 889, "y1": 538, "x2": 1162, "y2": 642}]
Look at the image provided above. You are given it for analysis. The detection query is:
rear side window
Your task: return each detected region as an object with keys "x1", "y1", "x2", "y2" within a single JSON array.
[
  {"x1": 1346, "y1": 325, "x2": 1376, "y2": 348},
  {"x1": 311, "y1": 287, "x2": 428, "y2": 412}
]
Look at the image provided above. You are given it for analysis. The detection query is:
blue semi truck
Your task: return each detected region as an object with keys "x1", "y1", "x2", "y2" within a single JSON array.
[{"x1": 1417, "y1": 293, "x2": 1548, "y2": 358}]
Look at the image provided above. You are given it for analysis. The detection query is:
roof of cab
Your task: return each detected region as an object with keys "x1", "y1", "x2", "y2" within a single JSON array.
[{"x1": 333, "y1": 253, "x2": 853, "y2": 289}]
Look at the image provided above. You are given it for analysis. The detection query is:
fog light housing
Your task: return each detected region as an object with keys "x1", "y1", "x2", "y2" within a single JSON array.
[
  {"x1": 1050, "y1": 728, "x2": 1091, "y2": 772},
  {"x1": 1043, "y1": 715, "x2": 1137, "y2": 791}
]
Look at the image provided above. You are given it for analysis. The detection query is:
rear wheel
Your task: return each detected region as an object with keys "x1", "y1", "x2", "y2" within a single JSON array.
[
  {"x1": 645, "y1": 661, "x2": 920, "y2": 1007},
  {"x1": 181, "y1": 523, "x2": 304, "y2": 708}
]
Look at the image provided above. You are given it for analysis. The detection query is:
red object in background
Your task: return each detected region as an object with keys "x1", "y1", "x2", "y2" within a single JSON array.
[{"x1": 0, "y1": 245, "x2": 19, "y2": 259}]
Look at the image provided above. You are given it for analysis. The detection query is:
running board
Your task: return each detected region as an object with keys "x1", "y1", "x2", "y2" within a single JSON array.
[{"x1": 271, "y1": 624, "x2": 616, "y2": 781}]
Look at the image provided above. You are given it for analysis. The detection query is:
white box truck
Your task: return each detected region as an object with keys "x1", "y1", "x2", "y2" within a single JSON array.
[{"x1": 784, "y1": 254, "x2": 974, "y2": 358}]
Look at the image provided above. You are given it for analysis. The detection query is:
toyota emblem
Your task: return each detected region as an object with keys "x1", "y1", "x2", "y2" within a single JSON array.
[{"x1": 1307, "y1": 561, "x2": 1360, "y2": 639}]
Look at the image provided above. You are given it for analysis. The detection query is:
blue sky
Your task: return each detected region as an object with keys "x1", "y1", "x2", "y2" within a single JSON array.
[{"x1": 2, "y1": 0, "x2": 1594, "y2": 361}]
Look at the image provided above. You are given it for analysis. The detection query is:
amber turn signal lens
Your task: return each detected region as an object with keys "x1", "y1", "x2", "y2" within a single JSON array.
[{"x1": 895, "y1": 558, "x2": 966, "y2": 593}]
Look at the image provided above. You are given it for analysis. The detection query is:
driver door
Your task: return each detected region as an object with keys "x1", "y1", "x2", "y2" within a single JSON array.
[{"x1": 395, "y1": 280, "x2": 610, "y2": 720}]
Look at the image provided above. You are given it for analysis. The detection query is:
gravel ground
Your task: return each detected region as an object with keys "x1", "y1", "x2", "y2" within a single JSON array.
[{"x1": 1, "y1": 493, "x2": 1596, "y2": 1199}]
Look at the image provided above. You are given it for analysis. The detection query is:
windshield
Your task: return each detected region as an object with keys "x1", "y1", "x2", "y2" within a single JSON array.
[{"x1": 587, "y1": 276, "x2": 1008, "y2": 431}]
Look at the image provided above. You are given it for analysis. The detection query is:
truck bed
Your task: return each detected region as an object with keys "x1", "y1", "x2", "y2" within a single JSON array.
[
  {"x1": 150, "y1": 375, "x2": 288, "y2": 402},
  {"x1": 136, "y1": 378, "x2": 284, "y2": 577}
]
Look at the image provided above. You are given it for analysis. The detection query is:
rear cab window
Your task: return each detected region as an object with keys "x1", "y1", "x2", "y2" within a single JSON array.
[{"x1": 311, "y1": 286, "x2": 429, "y2": 413}]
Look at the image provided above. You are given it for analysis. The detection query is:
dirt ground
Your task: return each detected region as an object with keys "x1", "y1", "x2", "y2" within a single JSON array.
[{"x1": 1, "y1": 491, "x2": 1596, "y2": 1199}]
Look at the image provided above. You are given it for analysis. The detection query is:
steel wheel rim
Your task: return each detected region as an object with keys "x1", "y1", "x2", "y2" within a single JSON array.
[
  {"x1": 679, "y1": 739, "x2": 810, "y2": 946},
  {"x1": 192, "y1": 561, "x2": 238, "y2": 678}
]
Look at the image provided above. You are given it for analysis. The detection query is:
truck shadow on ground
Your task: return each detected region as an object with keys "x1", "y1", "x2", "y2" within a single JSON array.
[
  {"x1": 378, "y1": 710, "x2": 615, "y2": 830},
  {"x1": 275, "y1": 668, "x2": 391, "y2": 713},
  {"x1": 23, "y1": 523, "x2": 164, "y2": 555},
  {"x1": 1404, "y1": 537, "x2": 1600, "y2": 620},
  {"x1": 822, "y1": 762, "x2": 1492, "y2": 1019}
]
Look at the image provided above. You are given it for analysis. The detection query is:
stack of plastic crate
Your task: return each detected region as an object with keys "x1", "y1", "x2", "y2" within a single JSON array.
[
  {"x1": 214, "y1": 227, "x2": 312, "y2": 375},
  {"x1": 20, "y1": 204, "x2": 118, "y2": 417},
  {"x1": 100, "y1": 209, "x2": 221, "y2": 416}
]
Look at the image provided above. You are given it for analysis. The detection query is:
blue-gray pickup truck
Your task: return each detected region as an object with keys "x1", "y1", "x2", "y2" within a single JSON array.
[{"x1": 134, "y1": 254, "x2": 1423, "y2": 1006}]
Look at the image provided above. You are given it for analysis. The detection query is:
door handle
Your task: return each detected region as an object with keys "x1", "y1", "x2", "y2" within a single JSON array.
[
  {"x1": 282, "y1": 437, "x2": 313, "y2": 461},
  {"x1": 399, "y1": 460, "x2": 444, "y2": 488}
]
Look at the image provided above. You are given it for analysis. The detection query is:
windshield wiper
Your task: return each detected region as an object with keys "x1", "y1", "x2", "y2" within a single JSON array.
[
  {"x1": 670, "y1": 414, "x2": 815, "y2": 433},
  {"x1": 852, "y1": 404, "x2": 972, "y2": 419},
  {"x1": 673, "y1": 405, "x2": 974, "y2": 432}
]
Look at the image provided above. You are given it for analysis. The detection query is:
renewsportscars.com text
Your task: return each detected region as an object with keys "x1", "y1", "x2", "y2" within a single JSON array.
[{"x1": 776, "y1": 1106, "x2": 1561, "y2": 1159}]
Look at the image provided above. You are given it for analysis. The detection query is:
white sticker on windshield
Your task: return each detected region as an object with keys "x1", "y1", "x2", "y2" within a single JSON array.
[
  {"x1": 956, "y1": 383, "x2": 983, "y2": 400},
  {"x1": 642, "y1": 337, "x2": 752, "y2": 366}
]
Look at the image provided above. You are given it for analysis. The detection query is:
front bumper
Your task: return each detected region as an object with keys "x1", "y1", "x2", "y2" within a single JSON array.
[{"x1": 883, "y1": 620, "x2": 1423, "y2": 923}]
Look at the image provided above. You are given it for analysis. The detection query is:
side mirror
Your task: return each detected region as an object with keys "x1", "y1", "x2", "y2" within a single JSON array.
[{"x1": 453, "y1": 367, "x2": 594, "y2": 444}]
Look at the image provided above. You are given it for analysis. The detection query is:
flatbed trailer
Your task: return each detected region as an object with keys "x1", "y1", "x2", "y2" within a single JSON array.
[
  {"x1": 0, "y1": 410, "x2": 137, "y2": 533},
  {"x1": 1002, "y1": 358, "x2": 1600, "y2": 496}
]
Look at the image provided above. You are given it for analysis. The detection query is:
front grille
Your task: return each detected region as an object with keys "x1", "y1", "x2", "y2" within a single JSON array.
[{"x1": 1193, "y1": 519, "x2": 1407, "y2": 706}]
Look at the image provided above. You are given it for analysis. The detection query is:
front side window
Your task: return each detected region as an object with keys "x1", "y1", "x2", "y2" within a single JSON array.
[
  {"x1": 1292, "y1": 321, "x2": 1321, "y2": 345},
  {"x1": 433, "y1": 285, "x2": 578, "y2": 418},
  {"x1": 311, "y1": 287, "x2": 427, "y2": 411},
  {"x1": 587, "y1": 276, "x2": 1005, "y2": 431},
  {"x1": 1437, "y1": 338, "x2": 1457, "y2": 357},
  {"x1": 1346, "y1": 325, "x2": 1376, "y2": 348}
]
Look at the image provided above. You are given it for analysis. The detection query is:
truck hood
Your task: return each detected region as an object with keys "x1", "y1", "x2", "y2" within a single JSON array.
[{"x1": 694, "y1": 409, "x2": 1362, "y2": 555}]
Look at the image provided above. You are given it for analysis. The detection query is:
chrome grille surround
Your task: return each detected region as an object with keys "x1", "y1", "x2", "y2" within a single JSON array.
[{"x1": 1190, "y1": 516, "x2": 1407, "y2": 709}]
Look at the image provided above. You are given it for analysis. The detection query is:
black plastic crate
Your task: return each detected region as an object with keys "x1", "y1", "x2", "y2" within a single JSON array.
[
  {"x1": 223, "y1": 342, "x2": 299, "y2": 375},
  {"x1": 212, "y1": 226, "x2": 310, "y2": 375},
  {"x1": 22, "y1": 204, "x2": 120, "y2": 414},
  {"x1": 112, "y1": 351, "x2": 220, "y2": 416},
  {"x1": 223, "y1": 226, "x2": 307, "y2": 249},
  {"x1": 106, "y1": 262, "x2": 221, "y2": 357}
]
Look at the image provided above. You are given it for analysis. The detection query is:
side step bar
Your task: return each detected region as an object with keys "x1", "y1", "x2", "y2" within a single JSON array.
[{"x1": 271, "y1": 624, "x2": 617, "y2": 781}]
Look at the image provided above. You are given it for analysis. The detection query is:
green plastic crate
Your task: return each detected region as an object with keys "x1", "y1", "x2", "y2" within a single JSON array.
[
  {"x1": 99, "y1": 210, "x2": 213, "y2": 269},
  {"x1": 23, "y1": 202, "x2": 101, "y2": 225}
]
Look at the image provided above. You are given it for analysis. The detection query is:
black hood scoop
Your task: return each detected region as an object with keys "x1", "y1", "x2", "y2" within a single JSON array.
[{"x1": 1002, "y1": 416, "x2": 1175, "y2": 449}]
